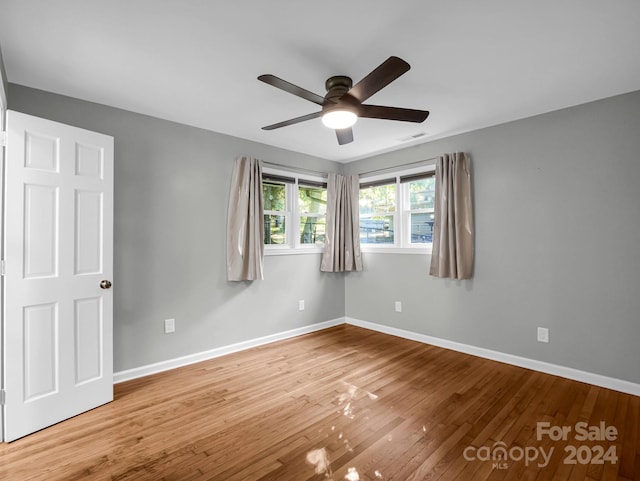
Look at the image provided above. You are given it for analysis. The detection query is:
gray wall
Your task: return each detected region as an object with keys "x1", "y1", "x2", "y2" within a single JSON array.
[
  {"x1": 344, "y1": 91, "x2": 640, "y2": 384},
  {"x1": 8, "y1": 84, "x2": 640, "y2": 386},
  {"x1": 8, "y1": 84, "x2": 345, "y2": 372}
]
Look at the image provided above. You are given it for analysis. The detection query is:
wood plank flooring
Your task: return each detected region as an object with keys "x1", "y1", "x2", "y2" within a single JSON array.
[{"x1": 1, "y1": 325, "x2": 638, "y2": 480}]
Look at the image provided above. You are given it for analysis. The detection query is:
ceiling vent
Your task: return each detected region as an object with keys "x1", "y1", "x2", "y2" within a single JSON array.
[{"x1": 398, "y1": 131, "x2": 430, "y2": 142}]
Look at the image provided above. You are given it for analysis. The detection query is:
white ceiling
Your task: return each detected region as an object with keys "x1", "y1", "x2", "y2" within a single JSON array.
[{"x1": 1, "y1": 0, "x2": 639, "y2": 163}]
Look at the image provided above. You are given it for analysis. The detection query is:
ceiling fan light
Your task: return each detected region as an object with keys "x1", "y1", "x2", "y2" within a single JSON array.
[{"x1": 322, "y1": 110, "x2": 358, "y2": 129}]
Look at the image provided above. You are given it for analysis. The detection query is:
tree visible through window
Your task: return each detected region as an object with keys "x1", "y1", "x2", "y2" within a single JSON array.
[
  {"x1": 298, "y1": 183, "x2": 327, "y2": 246},
  {"x1": 263, "y1": 181, "x2": 287, "y2": 245}
]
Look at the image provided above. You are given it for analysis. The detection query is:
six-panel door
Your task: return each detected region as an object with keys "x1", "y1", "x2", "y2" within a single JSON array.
[{"x1": 3, "y1": 110, "x2": 114, "y2": 441}]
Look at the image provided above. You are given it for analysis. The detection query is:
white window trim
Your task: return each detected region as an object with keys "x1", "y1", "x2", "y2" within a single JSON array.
[
  {"x1": 359, "y1": 164, "x2": 435, "y2": 255},
  {"x1": 263, "y1": 167, "x2": 327, "y2": 255}
]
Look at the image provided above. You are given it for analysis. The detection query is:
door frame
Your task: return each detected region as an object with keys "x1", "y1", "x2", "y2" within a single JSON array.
[{"x1": 0, "y1": 43, "x2": 9, "y2": 443}]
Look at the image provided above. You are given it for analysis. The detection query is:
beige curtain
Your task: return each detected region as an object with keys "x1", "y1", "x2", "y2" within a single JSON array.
[
  {"x1": 429, "y1": 152, "x2": 474, "y2": 279},
  {"x1": 321, "y1": 173, "x2": 363, "y2": 272},
  {"x1": 226, "y1": 156, "x2": 264, "y2": 281}
]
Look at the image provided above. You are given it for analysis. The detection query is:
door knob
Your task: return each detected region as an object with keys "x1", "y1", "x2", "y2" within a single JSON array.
[{"x1": 100, "y1": 280, "x2": 112, "y2": 289}]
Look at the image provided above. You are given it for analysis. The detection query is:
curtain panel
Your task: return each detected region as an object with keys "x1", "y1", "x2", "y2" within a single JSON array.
[
  {"x1": 226, "y1": 156, "x2": 264, "y2": 281},
  {"x1": 321, "y1": 173, "x2": 363, "y2": 273},
  {"x1": 429, "y1": 152, "x2": 474, "y2": 280}
]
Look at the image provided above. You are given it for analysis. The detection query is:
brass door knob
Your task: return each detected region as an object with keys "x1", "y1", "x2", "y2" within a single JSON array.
[{"x1": 100, "y1": 280, "x2": 112, "y2": 289}]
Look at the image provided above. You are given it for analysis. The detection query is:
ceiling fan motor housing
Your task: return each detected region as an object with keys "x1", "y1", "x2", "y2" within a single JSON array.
[{"x1": 323, "y1": 75, "x2": 358, "y2": 114}]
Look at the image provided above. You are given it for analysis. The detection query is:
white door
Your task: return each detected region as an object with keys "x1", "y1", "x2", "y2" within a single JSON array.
[{"x1": 3, "y1": 110, "x2": 114, "y2": 442}]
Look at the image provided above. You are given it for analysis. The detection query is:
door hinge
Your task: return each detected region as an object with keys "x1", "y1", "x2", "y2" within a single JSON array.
[
  {"x1": 0, "y1": 389, "x2": 5, "y2": 405},
  {"x1": 0, "y1": 259, "x2": 4, "y2": 276},
  {"x1": 0, "y1": 131, "x2": 6, "y2": 147}
]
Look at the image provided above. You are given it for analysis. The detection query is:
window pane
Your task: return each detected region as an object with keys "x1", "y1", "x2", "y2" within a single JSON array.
[
  {"x1": 410, "y1": 212, "x2": 434, "y2": 243},
  {"x1": 299, "y1": 216, "x2": 326, "y2": 245},
  {"x1": 360, "y1": 215, "x2": 395, "y2": 244},
  {"x1": 264, "y1": 214, "x2": 286, "y2": 244},
  {"x1": 299, "y1": 186, "x2": 327, "y2": 215},
  {"x1": 409, "y1": 177, "x2": 435, "y2": 210},
  {"x1": 263, "y1": 182, "x2": 286, "y2": 211},
  {"x1": 359, "y1": 184, "x2": 396, "y2": 215}
]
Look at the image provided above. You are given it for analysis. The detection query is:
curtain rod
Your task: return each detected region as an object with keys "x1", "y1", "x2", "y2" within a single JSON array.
[
  {"x1": 358, "y1": 156, "x2": 439, "y2": 178},
  {"x1": 262, "y1": 161, "x2": 328, "y2": 178}
]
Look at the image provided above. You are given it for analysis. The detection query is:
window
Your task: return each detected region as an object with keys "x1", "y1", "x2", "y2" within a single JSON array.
[
  {"x1": 403, "y1": 173, "x2": 435, "y2": 245},
  {"x1": 298, "y1": 181, "x2": 327, "y2": 246},
  {"x1": 358, "y1": 165, "x2": 435, "y2": 252},
  {"x1": 359, "y1": 181, "x2": 396, "y2": 244},
  {"x1": 262, "y1": 168, "x2": 327, "y2": 253},
  {"x1": 263, "y1": 179, "x2": 289, "y2": 245}
]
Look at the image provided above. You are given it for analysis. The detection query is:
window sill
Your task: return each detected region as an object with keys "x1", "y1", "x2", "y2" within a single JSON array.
[
  {"x1": 360, "y1": 246, "x2": 432, "y2": 255},
  {"x1": 264, "y1": 247, "x2": 324, "y2": 256},
  {"x1": 264, "y1": 246, "x2": 432, "y2": 256}
]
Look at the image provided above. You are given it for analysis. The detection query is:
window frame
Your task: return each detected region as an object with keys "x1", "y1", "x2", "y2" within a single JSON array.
[
  {"x1": 262, "y1": 167, "x2": 327, "y2": 255},
  {"x1": 262, "y1": 175, "x2": 292, "y2": 250},
  {"x1": 359, "y1": 179, "x2": 397, "y2": 247},
  {"x1": 359, "y1": 164, "x2": 436, "y2": 254},
  {"x1": 297, "y1": 179, "x2": 328, "y2": 249}
]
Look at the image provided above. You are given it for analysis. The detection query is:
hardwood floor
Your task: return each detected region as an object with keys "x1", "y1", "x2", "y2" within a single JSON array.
[{"x1": 1, "y1": 325, "x2": 638, "y2": 480}]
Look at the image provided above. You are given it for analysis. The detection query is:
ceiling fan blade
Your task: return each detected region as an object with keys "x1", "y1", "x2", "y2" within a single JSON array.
[
  {"x1": 358, "y1": 104, "x2": 429, "y2": 123},
  {"x1": 261, "y1": 111, "x2": 322, "y2": 130},
  {"x1": 336, "y1": 127, "x2": 354, "y2": 145},
  {"x1": 347, "y1": 56, "x2": 411, "y2": 103},
  {"x1": 258, "y1": 74, "x2": 328, "y2": 106}
]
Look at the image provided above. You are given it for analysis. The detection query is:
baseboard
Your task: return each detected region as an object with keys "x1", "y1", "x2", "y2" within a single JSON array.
[
  {"x1": 345, "y1": 317, "x2": 640, "y2": 397},
  {"x1": 114, "y1": 316, "x2": 640, "y2": 397},
  {"x1": 113, "y1": 317, "x2": 345, "y2": 383}
]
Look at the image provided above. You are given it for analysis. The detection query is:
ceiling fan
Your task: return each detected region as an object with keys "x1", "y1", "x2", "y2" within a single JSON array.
[{"x1": 258, "y1": 56, "x2": 430, "y2": 145}]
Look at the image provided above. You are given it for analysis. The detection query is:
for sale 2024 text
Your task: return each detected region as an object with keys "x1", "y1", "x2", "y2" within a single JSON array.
[{"x1": 537, "y1": 421, "x2": 618, "y2": 466}]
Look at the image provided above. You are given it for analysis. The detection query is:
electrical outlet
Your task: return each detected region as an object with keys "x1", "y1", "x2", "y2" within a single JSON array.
[
  {"x1": 164, "y1": 318, "x2": 175, "y2": 334},
  {"x1": 298, "y1": 300, "x2": 305, "y2": 311},
  {"x1": 395, "y1": 301, "x2": 402, "y2": 313},
  {"x1": 537, "y1": 327, "x2": 549, "y2": 343}
]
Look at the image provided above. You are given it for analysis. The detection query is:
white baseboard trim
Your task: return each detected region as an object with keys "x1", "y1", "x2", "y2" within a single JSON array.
[
  {"x1": 345, "y1": 317, "x2": 640, "y2": 397},
  {"x1": 114, "y1": 316, "x2": 640, "y2": 397},
  {"x1": 113, "y1": 317, "x2": 345, "y2": 384}
]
